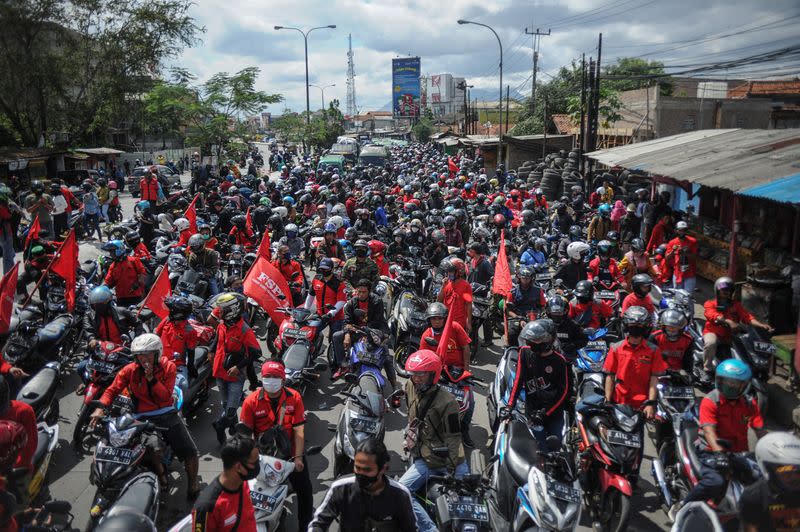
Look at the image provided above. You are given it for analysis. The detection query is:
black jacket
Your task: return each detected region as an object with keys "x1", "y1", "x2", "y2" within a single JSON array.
[
  {"x1": 343, "y1": 294, "x2": 387, "y2": 333},
  {"x1": 83, "y1": 305, "x2": 134, "y2": 343},
  {"x1": 554, "y1": 260, "x2": 588, "y2": 290},
  {"x1": 554, "y1": 318, "x2": 588, "y2": 360}
]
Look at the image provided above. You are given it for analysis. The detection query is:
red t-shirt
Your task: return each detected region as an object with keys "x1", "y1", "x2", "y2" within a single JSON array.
[
  {"x1": 192, "y1": 478, "x2": 257, "y2": 532},
  {"x1": 603, "y1": 338, "x2": 667, "y2": 408},
  {"x1": 213, "y1": 319, "x2": 260, "y2": 382},
  {"x1": 568, "y1": 300, "x2": 613, "y2": 329},
  {"x1": 666, "y1": 236, "x2": 698, "y2": 282},
  {"x1": 697, "y1": 391, "x2": 763, "y2": 452},
  {"x1": 420, "y1": 322, "x2": 471, "y2": 367},
  {"x1": 133, "y1": 242, "x2": 151, "y2": 260},
  {"x1": 240, "y1": 388, "x2": 306, "y2": 455},
  {"x1": 104, "y1": 257, "x2": 146, "y2": 298},
  {"x1": 441, "y1": 279, "x2": 473, "y2": 329},
  {"x1": 651, "y1": 330, "x2": 694, "y2": 371},
  {"x1": 621, "y1": 292, "x2": 655, "y2": 315},
  {"x1": 155, "y1": 319, "x2": 199, "y2": 367},
  {"x1": 0, "y1": 401, "x2": 37, "y2": 472},
  {"x1": 702, "y1": 300, "x2": 752, "y2": 343}
]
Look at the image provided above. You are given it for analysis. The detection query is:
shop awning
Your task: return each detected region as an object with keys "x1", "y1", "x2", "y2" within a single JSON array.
[
  {"x1": 586, "y1": 129, "x2": 800, "y2": 203},
  {"x1": 74, "y1": 147, "x2": 124, "y2": 156},
  {"x1": 740, "y1": 172, "x2": 800, "y2": 204}
]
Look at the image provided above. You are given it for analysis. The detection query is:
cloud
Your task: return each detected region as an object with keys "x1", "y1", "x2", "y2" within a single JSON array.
[{"x1": 170, "y1": 0, "x2": 800, "y2": 114}]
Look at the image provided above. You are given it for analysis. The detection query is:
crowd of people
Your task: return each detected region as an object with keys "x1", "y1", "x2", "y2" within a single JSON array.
[{"x1": 0, "y1": 140, "x2": 797, "y2": 532}]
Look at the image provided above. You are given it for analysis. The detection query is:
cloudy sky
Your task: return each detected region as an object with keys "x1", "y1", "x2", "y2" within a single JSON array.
[{"x1": 173, "y1": 0, "x2": 799, "y2": 115}]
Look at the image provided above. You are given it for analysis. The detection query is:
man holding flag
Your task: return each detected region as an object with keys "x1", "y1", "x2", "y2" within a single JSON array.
[{"x1": 491, "y1": 230, "x2": 514, "y2": 345}]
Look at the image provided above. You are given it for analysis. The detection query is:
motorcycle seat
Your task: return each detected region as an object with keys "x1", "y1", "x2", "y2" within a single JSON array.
[
  {"x1": 506, "y1": 420, "x2": 539, "y2": 485},
  {"x1": 16, "y1": 364, "x2": 59, "y2": 416},
  {"x1": 193, "y1": 347, "x2": 209, "y2": 368},
  {"x1": 107, "y1": 472, "x2": 159, "y2": 518},
  {"x1": 681, "y1": 422, "x2": 703, "y2": 477},
  {"x1": 32, "y1": 426, "x2": 50, "y2": 470},
  {"x1": 282, "y1": 342, "x2": 309, "y2": 371},
  {"x1": 38, "y1": 315, "x2": 73, "y2": 346}
]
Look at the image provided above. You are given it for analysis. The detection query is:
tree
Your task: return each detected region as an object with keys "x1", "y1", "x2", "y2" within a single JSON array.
[
  {"x1": 603, "y1": 57, "x2": 673, "y2": 95},
  {"x1": 412, "y1": 117, "x2": 434, "y2": 142},
  {"x1": 272, "y1": 110, "x2": 306, "y2": 146},
  {"x1": 0, "y1": 0, "x2": 202, "y2": 147},
  {"x1": 143, "y1": 71, "x2": 201, "y2": 149},
  {"x1": 510, "y1": 60, "x2": 584, "y2": 136}
]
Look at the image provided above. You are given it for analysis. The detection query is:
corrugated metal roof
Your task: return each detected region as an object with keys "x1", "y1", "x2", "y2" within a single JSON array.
[
  {"x1": 740, "y1": 172, "x2": 800, "y2": 203},
  {"x1": 585, "y1": 129, "x2": 800, "y2": 199}
]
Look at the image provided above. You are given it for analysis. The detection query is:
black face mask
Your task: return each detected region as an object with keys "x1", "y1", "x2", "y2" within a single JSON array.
[
  {"x1": 239, "y1": 460, "x2": 260, "y2": 481},
  {"x1": 355, "y1": 472, "x2": 380, "y2": 490},
  {"x1": 627, "y1": 326, "x2": 649, "y2": 338},
  {"x1": 355, "y1": 249, "x2": 368, "y2": 258}
]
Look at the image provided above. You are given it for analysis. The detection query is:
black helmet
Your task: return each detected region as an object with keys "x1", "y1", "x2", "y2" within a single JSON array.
[
  {"x1": 714, "y1": 276, "x2": 734, "y2": 299},
  {"x1": 659, "y1": 308, "x2": 687, "y2": 341},
  {"x1": 569, "y1": 225, "x2": 582, "y2": 238},
  {"x1": 31, "y1": 180, "x2": 44, "y2": 194},
  {"x1": 521, "y1": 210, "x2": 534, "y2": 224},
  {"x1": 517, "y1": 265, "x2": 533, "y2": 280},
  {"x1": 425, "y1": 302, "x2": 448, "y2": 320},
  {"x1": 606, "y1": 230, "x2": 619, "y2": 242},
  {"x1": 124, "y1": 230, "x2": 141, "y2": 248},
  {"x1": 232, "y1": 215, "x2": 246, "y2": 229},
  {"x1": 354, "y1": 239, "x2": 369, "y2": 250},
  {"x1": 630, "y1": 238, "x2": 645, "y2": 252},
  {"x1": 622, "y1": 305, "x2": 651, "y2": 337},
  {"x1": 597, "y1": 240, "x2": 613, "y2": 258},
  {"x1": 546, "y1": 296, "x2": 569, "y2": 324},
  {"x1": 93, "y1": 508, "x2": 156, "y2": 532},
  {"x1": 631, "y1": 273, "x2": 653, "y2": 297},
  {"x1": 164, "y1": 295, "x2": 193, "y2": 321},
  {"x1": 443, "y1": 215, "x2": 456, "y2": 228},
  {"x1": 574, "y1": 280, "x2": 594, "y2": 303},
  {"x1": 518, "y1": 319, "x2": 554, "y2": 353},
  {"x1": 188, "y1": 233, "x2": 205, "y2": 252}
]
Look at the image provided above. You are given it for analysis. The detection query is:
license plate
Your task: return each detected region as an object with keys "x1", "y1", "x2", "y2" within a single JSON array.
[
  {"x1": 598, "y1": 290, "x2": 616, "y2": 299},
  {"x1": 447, "y1": 500, "x2": 489, "y2": 521},
  {"x1": 754, "y1": 341, "x2": 776, "y2": 355},
  {"x1": 663, "y1": 386, "x2": 694, "y2": 399},
  {"x1": 95, "y1": 446, "x2": 135, "y2": 464},
  {"x1": 284, "y1": 328, "x2": 308, "y2": 339},
  {"x1": 606, "y1": 430, "x2": 641, "y2": 448},
  {"x1": 250, "y1": 491, "x2": 278, "y2": 513},
  {"x1": 442, "y1": 384, "x2": 465, "y2": 399},
  {"x1": 112, "y1": 395, "x2": 133, "y2": 411},
  {"x1": 536, "y1": 272, "x2": 553, "y2": 281},
  {"x1": 586, "y1": 340, "x2": 607, "y2": 351},
  {"x1": 547, "y1": 479, "x2": 581, "y2": 503},
  {"x1": 350, "y1": 416, "x2": 379, "y2": 434},
  {"x1": 89, "y1": 360, "x2": 116, "y2": 374}
]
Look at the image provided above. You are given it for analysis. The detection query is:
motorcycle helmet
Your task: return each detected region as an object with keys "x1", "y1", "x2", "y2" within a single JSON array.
[
  {"x1": 231, "y1": 215, "x2": 246, "y2": 230},
  {"x1": 443, "y1": 215, "x2": 456, "y2": 229},
  {"x1": 102, "y1": 240, "x2": 127, "y2": 260},
  {"x1": 282, "y1": 195, "x2": 296, "y2": 206},
  {"x1": 517, "y1": 265, "x2": 533, "y2": 281},
  {"x1": 367, "y1": 240, "x2": 386, "y2": 256},
  {"x1": 567, "y1": 241, "x2": 590, "y2": 262},
  {"x1": 354, "y1": 239, "x2": 369, "y2": 257},
  {"x1": 631, "y1": 273, "x2": 653, "y2": 297},
  {"x1": 216, "y1": 292, "x2": 243, "y2": 324},
  {"x1": 756, "y1": 431, "x2": 800, "y2": 493},
  {"x1": 546, "y1": 296, "x2": 569, "y2": 324},
  {"x1": 714, "y1": 359, "x2": 752, "y2": 400},
  {"x1": 630, "y1": 238, "x2": 645, "y2": 252},
  {"x1": 597, "y1": 240, "x2": 613, "y2": 258},
  {"x1": 598, "y1": 204, "x2": 612, "y2": 218},
  {"x1": 30, "y1": 245, "x2": 45, "y2": 259},
  {"x1": 89, "y1": 285, "x2": 114, "y2": 308},
  {"x1": 227, "y1": 186, "x2": 239, "y2": 196},
  {"x1": 714, "y1": 276, "x2": 734, "y2": 301},
  {"x1": 493, "y1": 214, "x2": 506, "y2": 226},
  {"x1": 318, "y1": 257, "x2": 334, "y2": 274},
  {"x1": 569, "y1": 225, "x2": 582, "y2": 239},
  {"x1": 659, "y1": 308, "x2": 687, "y2": 341},
  {"x1": 521, "y1": 210, "x2": 534, "y2": 224},
  {"x1": 606, "y1": 230, "x2": 619, "y2": 243},
  {"x1": 324, "y1": 222, "x2": 337, "y2": 235},
  {"x1": 130, "y1": 333, "x2": 163, "y2": 361},
  {"x1": 31, "y1": 180, "x2": 45, "y2": 194},
  {"x1": 405, "y1": 349, "x2": 443, "y2": 386},
  {"x1": 285, "y1": 223, "x2": 298, "y2": 238},
  {"x1": 188, "y1": 233, "x2": 205, "y2": 253},
  {"x1": 574, "y1": 280, "x2": 594, "y2": 304},
  {"x1": 622, "y1": 305, "x2": 651, "y2": 338},
  {"x1": 165, "y1": 295, "x2": 193, "y2": 321},
  {"x1": 344, "y1": 227, "x2": 358, "y2": 241},
  {"x1": 94, "y1": 509, "x2": 156, "y2": 532},
  {"x1": 518, "y1": 319, "x2": 554, "y2": 354},
  {"x1": 0, "y1": 418, "x2": 27, "y2": 471},
  {"x1": 425, "y1": 302, "x2": 448, "y2": 321},
  {"x1": 534, "y1": 188, "x2": 544, "y2": 197},
  {"x1": 124, "y1": 230, "x2": 141, "y2": 248},
  {"x1": 173, "y1": 217, "x2": 190, "y2": 232}
]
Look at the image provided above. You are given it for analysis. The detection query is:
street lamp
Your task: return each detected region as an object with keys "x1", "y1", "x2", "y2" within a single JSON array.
[
  {"x1": 274, "y1": 24, "x2": 337, "y2": 123},
  {"x1": 457, "y1": 19, "x2": 503, "y2": 162},
  {"x1": 310, "y1": 83, "x2": 336, "y2": 110}
]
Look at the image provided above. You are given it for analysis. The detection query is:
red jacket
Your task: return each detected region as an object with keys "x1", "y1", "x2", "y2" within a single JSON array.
[
  {"x1": 139, "y1": 177, "x2": 160, "y2": 202},
  {"x1": 155, "y1": 318, "x2": 199, "y2": 367},
  {"x1": 568, "y1": 300, "x2": 613, "y2": 329},
  {"x1": 603, "y1": 338, "x2": 666, "y2": 408},
  {"x1": 213, "y1": 319, "x2": 260, "y2": 382},
  {"x1": 703, "y1": 299, "x2": 752, "y2": 343},
  {"x1": 104, "y1": 257, "x2": 146, "y2": 299},
  {"x1": 100, "y1": 357, "x2": 177, "y2": 413},
  {"x1": 587, "y1": 257, "x2": 623, "y2": 286},
  {"x1": 228, "y1": 227, "x2": 255, "y2": 247},
  {"x1": 132, "y1": 242, "x2": 151, "y2": 260},
  {"x1": 311, "y1": 277, "x2": 346, "y2": 321},
  {"x1": 420, "y1": 321, "x2": 471, "y2": 367},
  {"x1": 621, "y1": 292, "x2": 655, "y2": 315},
  {"x1": 0, "y1": 400, "x2": 36, "y2": 472},
  {"x1": 240, "y1": 388, "x2": 305, "y2": 455}
]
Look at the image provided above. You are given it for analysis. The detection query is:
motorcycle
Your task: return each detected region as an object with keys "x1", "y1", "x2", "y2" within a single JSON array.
[
  {"x1": 437, "y1": 363, "x2": 482, "y2": 423},
  {"x1": 386, "y1": 269, "x2": 428, "y2": 378},
  {"x1": 3, "y1": 313, "x2": 75, "y2": 376},
  {"x1": 574, "y1": 400, "x2": 645, "y2": 532},
  {"x1": 94, "y1": 472, "x2": 160, "y2": 531},
  {"x1": 470, "y1": 282, "x2": 492, "y2": 359},
  {"x1": 728, "y1": 324, "x2": 775, "y2": 414},
  {"x1": 486, "y1": 346, "x2": 525, "y2": 432},
  {"x1": 273, "y1": 306, "x2": 328, "y2": 393},
  {"x1": 488, "y1": 412, "x2": 581, "y2": 531}
]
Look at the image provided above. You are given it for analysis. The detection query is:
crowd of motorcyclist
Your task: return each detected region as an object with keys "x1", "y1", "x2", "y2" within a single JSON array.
[{"x1": 0, "y1": 139, "x2": 798, "y2": 532}]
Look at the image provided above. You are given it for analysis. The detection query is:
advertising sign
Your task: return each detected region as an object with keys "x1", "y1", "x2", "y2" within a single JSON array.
[{"x1": 392, "y1": 57, "x2": 421, "y2": 118}]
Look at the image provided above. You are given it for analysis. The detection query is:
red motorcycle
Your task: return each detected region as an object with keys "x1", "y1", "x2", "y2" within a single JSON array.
[
  {"x1": 274, "y1": 307, "x2": 329, "y2": 393},
  {"x1": 575, "y1": 400, "x2": 645, "y2": 532}
]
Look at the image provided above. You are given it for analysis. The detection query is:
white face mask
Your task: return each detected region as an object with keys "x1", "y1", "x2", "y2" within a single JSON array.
[{"x1": 262, "y1": 377, "x2": 283, "y2": 394}]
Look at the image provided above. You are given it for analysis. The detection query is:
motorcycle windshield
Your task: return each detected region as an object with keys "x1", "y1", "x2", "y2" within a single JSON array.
[{"x1": 358, "y1": 389, "x2": 384, "y2": 417}]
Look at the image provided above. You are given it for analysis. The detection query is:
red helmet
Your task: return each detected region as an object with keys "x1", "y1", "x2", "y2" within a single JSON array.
[
  {"x1": 261, "y1": 360, "x2": 285, "y2": 378},
  {"x1": 449, "y1": 257, "x2": 466, "y2": 277},
  {"x1": 493, "y1": 213, "x2": 506, "y2": 226},
  {"x1": 405, "y1": 349, "x2": 443, "y2": 384},
  {"x1": 510, "y1": 189, "x2": 520, "y2": 199},
  {"x1": 411, "y1": 198, "x2": 422, "y2": 207},
  {"x1": 367, "y1": 239, "x2": 386, "y2": 255},
  {"x1": 0, "y1": 420, "x2": 27, "y2": 472}
]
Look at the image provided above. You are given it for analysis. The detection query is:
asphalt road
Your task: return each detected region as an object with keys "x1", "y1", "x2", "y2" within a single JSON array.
[{"x1": 42, "y1": 165, "x2": 674, "y2": 531}]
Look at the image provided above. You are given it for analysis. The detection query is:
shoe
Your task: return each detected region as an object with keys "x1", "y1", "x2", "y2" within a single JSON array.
[
  {"x1": 462, "y1": 432, "x2": 475, "y2": 448},
  {"x1": 332, "y1": 367, "x2": 349, "y2": 381},
  {"x1": 212, "y1": 420, "x2": 226, "y2": 445},
  {"x1": 668, "y1": 502, "x2": 683, "y2": 523}
]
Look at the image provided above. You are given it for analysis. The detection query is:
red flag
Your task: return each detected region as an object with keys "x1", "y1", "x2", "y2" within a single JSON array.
[
  {"x1": 491, "y1": 230, "x2": 513, "y2": 300},
  {"x1": 184, "y1": 193, "x2": 199, "y2": 234},
  {"x1": 139, "y1": 265, "x2": 171, "y2": 319},
  {"x1": 257, "y1": 230, "x2": 272, "y2": 261},
  {"x1": 0, "y1": 263, "x2": 19, "y2": 334},
  {"x1": 25, "y1": 215, "x2": 40, "y2": 250},
  {"x1": 243, "y1": 256, "x2": 291, "y2": 326},
  {"x1": 435, "y1": 303, "x2": 456, "y2": 363},
  {"x1": 448, "y1": 157, "x2": 458, "y2": 173},
  {"x1": 245, "y1": 206, "x2": 253, "y2": 234},
  {"x1": 49, "y1": 229, "x2": 78, "y2": 311}
]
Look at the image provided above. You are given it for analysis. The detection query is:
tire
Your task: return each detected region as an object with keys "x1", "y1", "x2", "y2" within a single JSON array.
[
  {"x1": 600, "y1": 490, "x2": 631, "y2": 532},
  {"x1": 470, "y1": 449, "x2": 486, "y2": 477},
  {"x1": 394, "y1": 343, "x2": 410, "y2": 378},
  {"x1": 72, "y1": 402, "x2": 96, "y2": 454}
]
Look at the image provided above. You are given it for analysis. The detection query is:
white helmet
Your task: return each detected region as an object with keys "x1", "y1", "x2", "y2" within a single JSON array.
[
  {"x1": 174, "y1": 217, "x2": 190, "y2": 232},
  {"x1": 567, "y1": 241, "x2": 591, "y2": 261},
  {"x1": 756, "y1": 431, "x2": 800, "y2": 492},
  {"x1": 329, "y1": 215, "x2": 344, "y2": 230},
  {"x1": 596, "y1": 187, "x2": 605, "y2": 195},
  {"x1": 131, "y1": 333, "x2": 163, "y2": 357},
  {"x1": 272, "y1": 206, "x2": 288, "y2": 219}
]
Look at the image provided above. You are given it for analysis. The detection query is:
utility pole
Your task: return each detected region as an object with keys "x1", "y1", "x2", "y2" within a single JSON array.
[
  {"x1": 525, "y1": 27, "x2": 551, "y2": 116},
  {"x1": 505, "y1": 85, "x2": 510, "y2": 135},
  {"x1": 346, "y1": 33, "x2": 358, "y2": 119},
  {"x1": 579, "y1": 53, "x2": 586, "y2": 174}
]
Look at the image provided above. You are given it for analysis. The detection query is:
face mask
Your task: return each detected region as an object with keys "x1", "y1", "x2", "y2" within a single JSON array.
[
  {"x1": 201, "y1": 233, "x2": 210, "y2": 240},
  {"x1": 262, "y1": 377, "x2": 283, "y2": 394},
  {"x1": 282, "y1": 253, "x2": 291, "y2": 261},
  {"x1": 415, "y1": 381, "x2": 433, "y2": 395},
  {"x1": 627, "y1": 326, "x2": 649, "y2": 338},
  {"x1": 355, "y1": 472, "x2": 379, "y2": 490},
  {"x1": 447, "y1": 272, "x2": 455, "y2": 281},
  {"x1": 239, "y1": 460, "x2": 260, "y2": 481},
  {"x1": 410, "y1": 226, "x2": 420, "y2": 232},
  {"x1": 355, "y1": 249, "x2": 367, "y2": 258}
]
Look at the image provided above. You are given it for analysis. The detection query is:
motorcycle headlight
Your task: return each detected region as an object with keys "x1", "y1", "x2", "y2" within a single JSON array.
[
  {"x1": 108, "y1": 423, "x2": 137, "y2": 448},
  {"x1": 342, "y1": 431, "x2": 355, "y2": 458},
  {"x1": 612, "y1": 408, "x2": 639, "y2": 432}
]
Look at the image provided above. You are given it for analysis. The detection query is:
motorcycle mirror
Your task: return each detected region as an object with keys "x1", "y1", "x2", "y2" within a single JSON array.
[
  {"x1": 44, "y1": 500, "x2": 72, "y2": 514},
  {"x1": 306, "y1": 445, "x2": 323, "y2": 456},
  {"x1": 313, "y1": 362, "x2": 328, "y2": 372},
  {"x1": 546, "y1": 435, "x2": 561, "y2": 452},
  {"x1": 424, "y1": 336, "x2": 439, "y2": 347},
  {"x1": 343, "y1": 373, "x2": 358, "y2": 384}
]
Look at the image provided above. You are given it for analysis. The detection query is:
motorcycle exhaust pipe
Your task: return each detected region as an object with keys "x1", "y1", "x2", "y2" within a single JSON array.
[{"x1": 651, "y1": 458, "x2": 672, "y2": 507}]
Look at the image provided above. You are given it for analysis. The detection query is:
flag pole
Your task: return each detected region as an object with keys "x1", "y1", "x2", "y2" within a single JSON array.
[{"x1": 137, "y1": 264, "x2": 167, "y2": 318}]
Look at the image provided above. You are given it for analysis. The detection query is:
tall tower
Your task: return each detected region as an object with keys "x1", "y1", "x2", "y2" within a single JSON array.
[{"x1": 346, "y1": 34, "x2": 358, "y2": 118}]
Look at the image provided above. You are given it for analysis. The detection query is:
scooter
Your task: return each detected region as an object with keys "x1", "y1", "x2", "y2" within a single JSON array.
[
  {"x1": 486, "y1": 346, "x2": 525, "y2": 432},
  {"x1": 94, "y1": 472, "x2": 160, "y2": 531},
  {"x1": 488, "y1": 412, "x2": 581, "y2": 531},
  {"x1": 3, "y1": 313, "x2": 75, "y2": 375},
  {"x1": 729, "y1": 324, "x2": 775, "y2": 414},
  {"x1": 386, "y1": 269, "x2": 428, "y2": 377},
  {"x1": 273, "y1": 306, "x2": 329, "y2": 393}
]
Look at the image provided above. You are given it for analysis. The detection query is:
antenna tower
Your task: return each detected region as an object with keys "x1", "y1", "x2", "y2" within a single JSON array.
[{"x1": 346, "y1": 34, "x2": 358, "y2": 117}]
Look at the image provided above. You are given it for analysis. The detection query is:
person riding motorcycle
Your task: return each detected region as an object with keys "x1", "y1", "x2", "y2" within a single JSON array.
[
  {"x1": 650, "y1": 309, "x2": 694, "y2": 372},
  {"x1": 587, "y1": 239, "x2": 624, "y2": 289},
  {"x1": 399, "y1": 349, "x2": 467, "y2": 532},
  {"x1": 125, "y1": 230, "x2": 151, "y2": 261},
  {"x1": 556, "y1": 225, "x2": 584, "y2": 260},
  {"x1": 546, "y1": 295, "x2": 587, "y2": 361},
  {"x1": 568, "y1": 280, "x2": 613, "y2": 329},
  {"x1": 443, "y1": 215, "x2": 463, "y2": 248},
  {"x1": 228, "y1": 215, "x2": 256, "y2": 248},
  {"x1": 0, "y1": 376, "x2": 36, "y2": 475},
  {"x1": 506, "y1": 265, "x2": 546, "y2": 346},
  {"x1": 198, "y1": 222, "x2": 218, "y2": 250},
  {"x1": 187, "y1": 233, "x2": 221, "y2": 296},
  {"x1": 174, "y1": 217, "x2": 193, "y2": 248},
  {"x1": 587, "y1": 203, "x2": 613, "y2": 242},
  {"x1": 618, "y1": 237, "x2": 657, "y2": 290},
  {"x1": 406, "y1": 218, "x2": 426, "y2": 248},
  {"x1": 502, "y1": 320, "x2": 572, "y2": 447},
  {"x1": 343, "y1": 239, "x2": 380, "y2": 290},
  {"x1": 621, "y1": 273, "x2": 656, "y2": 315},
  {"x1": 353, "y1": 208, "x2": 377, "y2": 237},
  {"x1": 368, "y1": 239, "x2": 390, "y2": 277},
  {"x1": 272, "y1": 244, "x2": 305, "y2": 306},
  {"x1": 437, "y1": 257, "x2": 473, "y2": 332},
  {"x1": 279, "y1": 223, "x2": 304, "y2": 259},
  {"x1": 155, "y1": 295, "x2": 200, "y2": 401},
  {"x1": 83, "y1": 285, "x2": 135, "y2": 347},
  {"x1": 520, "y1": 236, "x2": 547, "y2": 266},
  {"x1": 91, "y1": 333, "x2": 201, "y2": 499},
  {"x1": 554, "y1": 241, "x2": 590, "y2": 290},
  {"x1": 103, "y1": 239, "x2": 147, "y2": 306}
]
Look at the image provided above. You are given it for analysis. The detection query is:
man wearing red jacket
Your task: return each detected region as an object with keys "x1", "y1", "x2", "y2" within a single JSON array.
[
  {"x1": 0, "y1": 376, "x2": 36, "y2": 474},
  {"x1": 568, "y1": 280, "x2": 613, "y2": 329},
  {"x1": 103, "y1": 240, "x2": 146, "y2": 306},
  {"x1": 139, "y1": 169, "x2": 161, "y2": 208},
  {"x1": 90, "y1": 333, "x2": 200, "y2": 498},
  {"x1": 587, "y1": 240, "x2": 624, "y2": 289},
  {"x1": 272, "y1": 244, "x2": 305, "y2": 306}
]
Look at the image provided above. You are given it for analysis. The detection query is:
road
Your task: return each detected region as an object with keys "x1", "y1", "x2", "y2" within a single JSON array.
[{"x1": 42, "y1": 166, "x2": 672, "y2": 531}]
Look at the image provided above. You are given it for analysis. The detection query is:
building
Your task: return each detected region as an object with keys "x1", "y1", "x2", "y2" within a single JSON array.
[
  {"x1": 346, "y1": 111, "x2": 395, "y2": 132},
  {"x1": 424, "y1": 74, "x2": 466, "y2": 117},
  {"x1": 727, "y1": 80, "x2": 800, "y2": 129}
]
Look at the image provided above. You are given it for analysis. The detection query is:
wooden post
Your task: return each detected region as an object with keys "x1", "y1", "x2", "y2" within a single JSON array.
[{"x1": 727, "y1": 195, "x2": 740, "y2": 279}]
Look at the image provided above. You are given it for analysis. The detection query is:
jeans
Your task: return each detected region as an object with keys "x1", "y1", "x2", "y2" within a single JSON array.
[
  {"x1": 216, "y1": 375, "x2": 245, "y2": 429},
  {"x1": 331, "y1": 330, "x2": 346, "y2": 369},
  {"x1": 101, "y1": 204, "x2": 109, "y2": 223},
  {"x1": 530, "y1": 409, "x2": 566, "y2": 448},
  {"x1": 208, "y1": 277, "x2": 220, "y2": 296},
  {"x1": 0, "y1": 227, "x2": 14, "y2": 275},
  {"x1": 673, "y1": 275, "x2": 696, "y2": 293},
  {"x1": 684, "y1": 451, "x2": 746, "y2": 504},
  {"x1": 399, "y1": 458, "x2": 470, "y2": 532},
  {"x1": 84, "y1": 213, "x2": 102, "y2": 240},
  {"x1": 460, "y1": 391, "x2": 476, "y2": 437}
]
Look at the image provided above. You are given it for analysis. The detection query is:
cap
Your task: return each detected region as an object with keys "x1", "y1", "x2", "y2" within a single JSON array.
[
  {"x1": 676, "y1": 221, "x2": 688, "y2": 230},
  {"x1": 261, "y1": 360, "x2": 285, "y2": 378}
]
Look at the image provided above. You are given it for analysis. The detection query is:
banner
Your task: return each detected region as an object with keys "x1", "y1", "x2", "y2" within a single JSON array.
[
  {"x1": 243, "y1": 256, "x2": 291, "y2": 326},
  {"x1": 139, "y1": 265, "x2": 171, "y2": 320},
  {"x1": 492, "y1": 230, "x2": 513, "y2": 300},
  {"x1": 0, "y1": 263, "x2": 19, "y2": 334},
  {"x1": 25, "y1": 216, "x2": 40, "y2": 251},
  {"x1": 392, "y1": 57, "x2": 421, "y2": 118},
  {"x1": 257, "y1": 231, "x2": 272, "y2": 261},
  {"x1": 435, "y1": 302, "x2": 457, "y2": 363}
]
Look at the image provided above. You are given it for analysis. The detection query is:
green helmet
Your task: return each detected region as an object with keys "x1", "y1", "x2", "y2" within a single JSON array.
[{"x1": 30, "y1": 245, "x2": 45, "y2": 257}]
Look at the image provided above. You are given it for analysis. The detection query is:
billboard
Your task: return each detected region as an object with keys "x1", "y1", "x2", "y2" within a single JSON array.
[{"x1": 392, "y1": 57, "x2": 421, "y2": 118}]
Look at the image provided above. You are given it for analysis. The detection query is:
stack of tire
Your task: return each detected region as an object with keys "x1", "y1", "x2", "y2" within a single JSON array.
[
  {"x1": 560, "y1": 150, "x2": 583, "y2": 197},
  {"x1": 516, "y1": 160, "x2": 537, "y2": 180},
  {"x1": 539, "y1": 167, "x2": 562, "y2": 200}
]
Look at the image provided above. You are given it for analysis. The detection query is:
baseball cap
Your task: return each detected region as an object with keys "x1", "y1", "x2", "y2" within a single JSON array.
[{"x1": 261, "y1": 360, "x2": 285, "y2": 378}]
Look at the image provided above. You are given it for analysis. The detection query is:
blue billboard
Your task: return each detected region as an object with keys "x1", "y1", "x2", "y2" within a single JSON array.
[{"x1": 392, "y1": 57, "x2": 421, "y2": 118}]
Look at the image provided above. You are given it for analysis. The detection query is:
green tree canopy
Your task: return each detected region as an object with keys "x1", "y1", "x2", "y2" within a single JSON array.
[{"x1": 603, "y1": 57, "x2": 673, "y2": 95}]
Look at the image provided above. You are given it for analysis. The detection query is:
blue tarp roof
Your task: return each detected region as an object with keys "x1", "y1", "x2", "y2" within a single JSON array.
[{"x1": 740, "y1": 172, "x2": 800, "y2": 204}]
